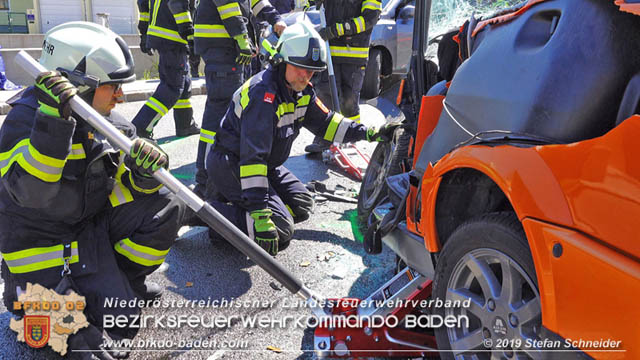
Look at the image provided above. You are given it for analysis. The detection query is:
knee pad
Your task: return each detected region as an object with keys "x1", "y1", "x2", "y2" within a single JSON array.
[{"x1": 286, "y1": 192, "x2": 314, "y2": 223}]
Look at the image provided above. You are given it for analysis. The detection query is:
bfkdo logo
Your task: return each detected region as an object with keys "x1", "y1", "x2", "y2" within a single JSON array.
[{"x1": 24, "y1": 315, "x2": 50, "y2": 348}]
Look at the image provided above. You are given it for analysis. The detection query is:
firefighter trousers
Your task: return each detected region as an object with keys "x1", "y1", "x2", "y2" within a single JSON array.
[
  {"x1": 313, "y1": 62, "x2": 366, "y2": 122},
  {"x1": 195, "y1": 48, "x2": 247, "y2": 190},
  {"x1": 0, "y1": 188, "x2": 186, "y2": 339},
  {"x1": 132, "y1": 47, "x2": 195, "y2": 137},
  {"x1": 205, "y1": 150, "x2": 314, "y2": 247}
]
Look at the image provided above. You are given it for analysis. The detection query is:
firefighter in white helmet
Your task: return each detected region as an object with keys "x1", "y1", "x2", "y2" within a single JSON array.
[
  {"x1": 0, "y1": 22, "x2": 187, "y2": 357},
  {"x1": 204, "y1": 21, "x2": 400, "y2": 255}
]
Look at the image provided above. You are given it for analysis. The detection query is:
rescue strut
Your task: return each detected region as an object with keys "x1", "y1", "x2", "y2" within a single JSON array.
[
  {"x1": 15, "y1": 50, "x2": 328, "y2": 319},
  {"x1": 318, "y1": 3, "x2": 341, "y2": 112}
]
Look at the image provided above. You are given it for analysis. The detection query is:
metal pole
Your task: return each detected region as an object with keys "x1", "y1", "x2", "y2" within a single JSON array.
[
  {"x1": 319, "y1": 5, "x2": 341, "y2": 113},
  {"x1": 15, "y1": 50, "x2": 328, "y2": 318}
]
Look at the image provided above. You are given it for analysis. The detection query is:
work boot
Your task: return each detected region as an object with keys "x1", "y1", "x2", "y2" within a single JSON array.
[
  {"x1": 176, "y1": 122, "x2": 200, "y2": 137},
  {"x1": 304, "y1": 136, "x2": 332, "y2": 153},
  {"x1": 134, "y1": 281, "x2": 163, "y2": 301}
]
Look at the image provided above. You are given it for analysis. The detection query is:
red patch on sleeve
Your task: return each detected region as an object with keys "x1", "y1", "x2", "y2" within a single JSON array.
[
  {"x1": 315, "y1": 98, "x2": 330, "y2": 114},
  {"x1": 263, "y1": 92, "x2": 275, "y2": 103}
]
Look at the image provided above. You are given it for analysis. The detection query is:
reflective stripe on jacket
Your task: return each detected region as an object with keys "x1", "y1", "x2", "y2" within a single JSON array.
[
  {"x1": 325, "y1": 0, "x2": 382, "y2": 65},
  {"x1": 194, "y1": 0, "x2": 281, "y2": 58}
]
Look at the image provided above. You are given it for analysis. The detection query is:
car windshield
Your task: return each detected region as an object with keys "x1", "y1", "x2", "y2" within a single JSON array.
[
  {"x1": 427, "y1": 0, "x2": 526, "y2": 59},
  {"x1": 429, "y1": 0, "x2": 526, "y2": 39}
]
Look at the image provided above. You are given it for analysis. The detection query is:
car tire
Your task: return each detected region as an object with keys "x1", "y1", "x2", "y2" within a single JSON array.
[
  {"x1": 362, "y1": 48, "x2": 382, "y2": 100},
  {"x1": 357, "y1": 128, "x2": 409, "y2": 223},
  {"x1": 432, "y1": 212, "x2": 543, "y2": 360}
]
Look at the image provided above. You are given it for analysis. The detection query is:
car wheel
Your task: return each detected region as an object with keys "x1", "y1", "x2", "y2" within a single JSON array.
[
  {"x1": 362, "y1": 48, "x2": 382, "y2": 100},
  {"x1": 357, "y1": 128, "x2": 409, "y2": 222},
  {"x1": 433, "y1": 212, "x2": 543, "y2": 360}
]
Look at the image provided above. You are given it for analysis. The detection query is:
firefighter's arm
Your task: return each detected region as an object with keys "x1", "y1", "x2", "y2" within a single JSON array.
[
  {"x1": 168, "y1": 0, "x2": 194, "y2": 40},
  {"x1": 302, "y1": 95, "x2": 368, "y2": 143},
  {"x1": 238, "y1": 87, "x2": 276, "y2": 212},
  {"x1": 137, "y1": 0, "x2": 150, "y2": 34},
  {"x1": 329, "y1": 0, "x2": 382, "y2": 38},
  {"x1": 251, "y1": 0, "x2": 283, "y2": 27},
  {"x1": 212, "y1": 0, "x2": 249, "y2": 37},
  {"x1": 0, "y1": 105, "x2": 74, "y2": 209}
]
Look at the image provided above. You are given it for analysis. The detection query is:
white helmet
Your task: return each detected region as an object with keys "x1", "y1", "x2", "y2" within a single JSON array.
[
  {"x1": 275, "y1": 21, "x2": 327, "y2": 71},
  {"x1": 39, "y1": 21, "x2": 135, "y2": 91}
]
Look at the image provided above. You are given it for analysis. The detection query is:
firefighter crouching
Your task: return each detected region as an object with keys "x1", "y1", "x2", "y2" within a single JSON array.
[
  {"x1": 205, "y1": 22, "x2": 400, "y2": 256},
  {"x1": 0, "y1": 22, "x2": 187, "y2": 355}
]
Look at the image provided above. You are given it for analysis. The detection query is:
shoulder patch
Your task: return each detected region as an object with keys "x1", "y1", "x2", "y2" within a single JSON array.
[
  {"x1": 264, "y1": 92, "x2": 275, "y2": 104},
  {"x1": 315, "y1": 98, "x2": 330, "y2": 114}
]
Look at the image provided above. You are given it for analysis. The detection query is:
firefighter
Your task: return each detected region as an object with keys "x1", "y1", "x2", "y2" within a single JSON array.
[
  {"x1": 205, "y1": 22, "x2": 400, "y2": 255},
  {"x1": 134, "y1": 0, "x2": 200, "y2": 138},
  {"x1": 0, "y1": 22, "x2": 187, "y2": 354},
  {"x1": 192, "y1": 0, "x2": 287, "y2": 197},
  {"x1": 304, "y1": 0, "x2": 382, "y2": 153}
]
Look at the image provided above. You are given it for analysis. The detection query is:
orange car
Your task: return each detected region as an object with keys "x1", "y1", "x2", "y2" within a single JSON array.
[{"x1": 363, "y1": 0, "x2": 640, "y2": 358}]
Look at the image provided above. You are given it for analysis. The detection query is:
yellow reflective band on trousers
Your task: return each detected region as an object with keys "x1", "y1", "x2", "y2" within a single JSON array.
[
  {"x1": 194, "y1": 24, "x2": 231, "y2": 38},
  {"x1": 114, "y1": 238, "x2": 169, "y2": 267},
  {"x1": 240, "y1": 163, "x2": 267, "y2": 178},
  {"x1": 148, "y1": 25, "x2": 188, "y2": 44},
  {"x1": 173, "y1": 99, "x2": 192, "y2": 109},
  {"x1": 145, "y1": 96, "x2": 169, "y2": 116},
  {"x1": 173, "y1": 11, "x2": 192, "y2": 24},
  {"x1": 323, "y1": 113, "x2": 344, "y2": 142},
  {"x1": 1, "y1": 242, "x2": 79, "y2": 274},
  {"x1": 109, "y1": 153, "x2": 134, "y2": 207},
  {"x1": 218, "y1": 2, "x2": 242, "y2": 19},
  {"x1": 354, "y1": 16, "x2": 365, "y2": 33},
  {"x1": 139, "y1": 12, "x2": 150, "y2": 21},
  {"x1": 0, "y1": 138, "x2": 66, "y2": 182},
  {"x1": 199, "y1": 128, "x2": 216, "y2": 144},
  {"x1": 362, "y1": 0, "x2": 382, "y2": 11},
  {"x1": 329, "y1": 46, "x2": 369, "y2": 59},
  {"x1": 67, "y1": 143, "x2": 86, "y2": 160}
]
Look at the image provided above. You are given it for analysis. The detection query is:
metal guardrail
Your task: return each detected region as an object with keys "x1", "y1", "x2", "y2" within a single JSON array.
[{"x1": 0, "y1": 12, "x2": 28, "y2": 34}]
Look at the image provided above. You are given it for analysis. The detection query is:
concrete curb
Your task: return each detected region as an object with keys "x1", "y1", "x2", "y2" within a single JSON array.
[{"x1": 1, "y1": 80, "x2": 208, "y2": 116}]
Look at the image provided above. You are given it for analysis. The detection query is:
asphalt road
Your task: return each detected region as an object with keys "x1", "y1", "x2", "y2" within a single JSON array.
[{"x1": 0, "y1": 93, "x2": 404, "y2": 359}]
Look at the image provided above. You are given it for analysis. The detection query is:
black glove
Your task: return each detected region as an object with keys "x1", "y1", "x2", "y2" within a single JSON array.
[
  {"x1": 188, "y1": 39, "x2": 196, "y2": 58},
  {"x1": 140, "y1": 34, "x2": 153, "y2": 56},
  {"x1": 177, "y1": 23, "x2": 194, "y2": 41},
  {"x1": 129, "y1": 138, "x2": 169, "y2": 176},
  {"x1": 318, "y1": 25, "x2": 338, "y2": 41},
  {"x1": 68, "y1": 324, "x2": 129, "y2": 360},
  {"x1": 315, "y1": 0, "x2": 324, "y2": 10},
  {"x1": 250, "y1": 209, "x2": 279, "y2": 256},
  {"x1": 366, "y1": 121, "x2": 403, "y2": 142},
  {"x1": 34, "y1": 71, "x2": 77, "y2": 120}
]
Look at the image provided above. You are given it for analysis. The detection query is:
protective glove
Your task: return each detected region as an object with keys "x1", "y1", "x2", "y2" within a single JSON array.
[
  {"x1": 315, "y1": 0, "x2": 324, "y2": 10},
  {"x1": 366, "y1": 121, "x2": 403, "y2": 142},
  {"x1": 34, "y1": 71, "x2": 77, "y2": 120},
  {"x1": 139, "y1": 34, "x2": 153, "y2": 56},
  {"x1": 188, "y1": 39, "x2": 196, "y2": 58},
  {"x1": 318, "y1": 25, "x2": 339, "y2": 41},
  {"x1": 67, "y1": 324, "x2": 129, "y2": 360},
  {"x1": 129, "y1": 138, "x2": 169, "y2": 177},
  {"x1": 234, "y1": 34, "x2": 254, "y2": 66},
  {"x1": 250, "y1": 209, "x2": 279, "y2": 256},
  {"x1": 177, "y1": 22, "x2": 194, "y2": 41}
]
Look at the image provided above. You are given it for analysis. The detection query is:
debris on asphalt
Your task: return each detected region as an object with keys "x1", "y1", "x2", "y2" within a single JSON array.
[
  {"x1": 206, "y1": 350, "x2": 226, "y2": 360},
  {"x1": 299, "y1": 261, "x2": 311, "y2": 267},
  {"x1": 185, "y1": 281, "x2": 193, "y2": 287},
  {"x1": 266, "y1": 345, "x2": 282, "y2": 353},
  {"x1": 330, "y1": 263, "x2": 349, "y2": 280},
  {"x1": 316, "y1": 251, "x2": 337, "y2": 262},
  {"x1": 269, "y1": 281, "x2": 282, "y2": 291}
]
